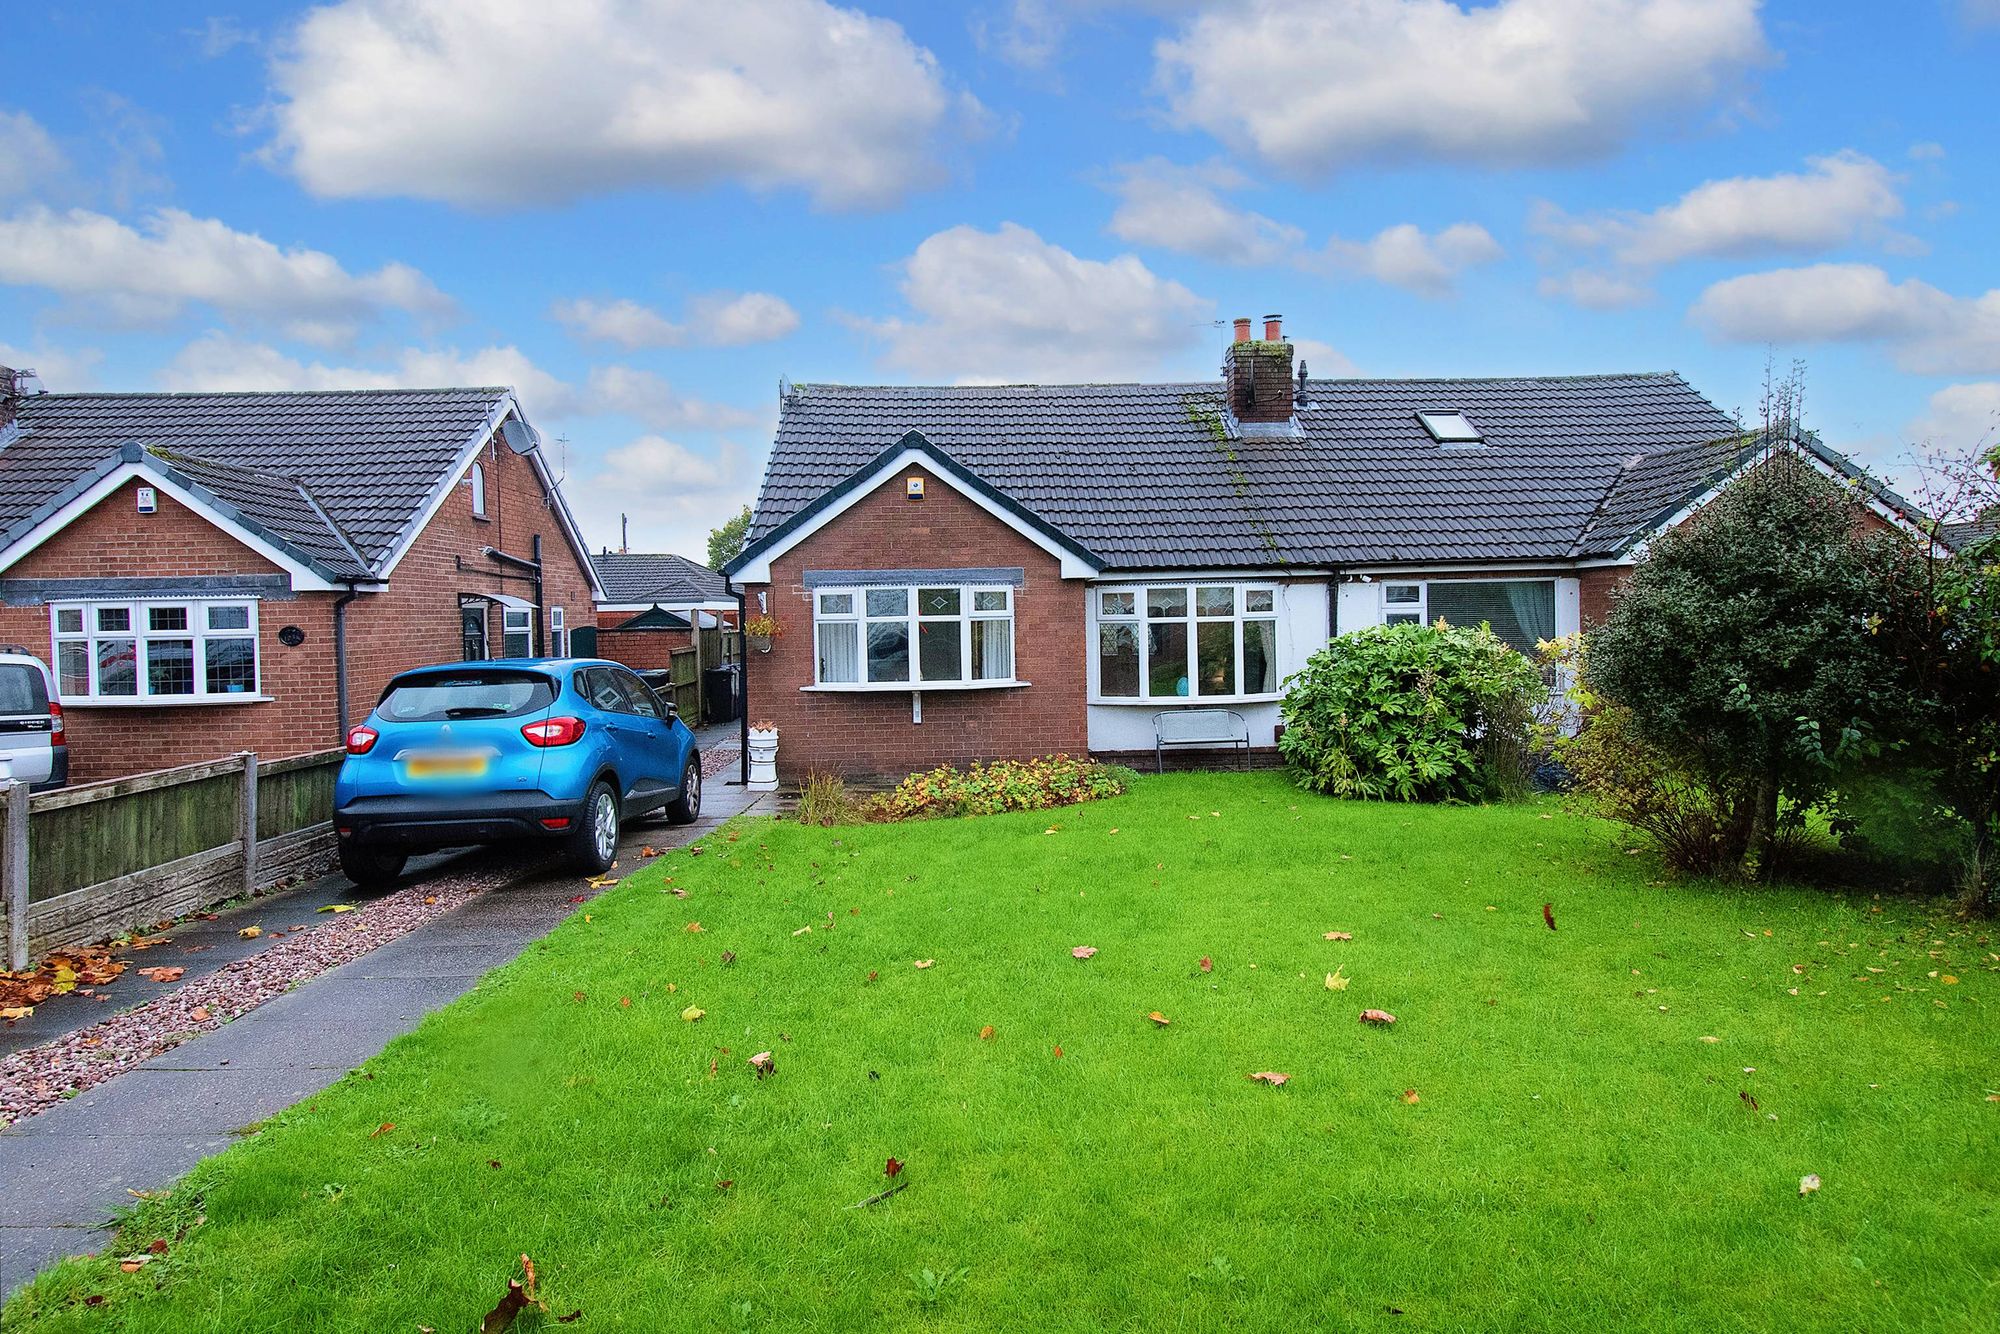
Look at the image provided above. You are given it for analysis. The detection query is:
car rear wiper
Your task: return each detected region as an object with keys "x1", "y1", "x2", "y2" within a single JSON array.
[{"x1": 443, "y1": 706, "x2": 509, "y2": 719}]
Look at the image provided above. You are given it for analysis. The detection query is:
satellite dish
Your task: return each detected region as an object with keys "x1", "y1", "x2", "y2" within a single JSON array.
[{"x1": 500, "y1": 419, "x2": 541, "y2": 455}]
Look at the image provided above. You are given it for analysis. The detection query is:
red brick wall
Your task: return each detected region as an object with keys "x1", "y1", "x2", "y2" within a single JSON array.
[
  {"x1": 596, "y1": 628, "x2": 694, "y2": 671},
  {"x1": 0, "y1": 480, "x2": 343, "y2": 781},
  {"x1": 1578, "y1": 566, "x2": 1627, "y2": 629},
  {"x1": 742, "y1": 466, "x2": 1087, "y2": 779},
  {"x1": 0, "y1": 420, "x2": 599, "y2": 783},
  {"x1": 342, "y1": 421, "x2": 596, "y2": 717}
]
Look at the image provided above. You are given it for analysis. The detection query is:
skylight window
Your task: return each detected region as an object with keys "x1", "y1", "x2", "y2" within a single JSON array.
[{"x1": 1417, "y1": 410, "x2": 1483, "y2": 445}]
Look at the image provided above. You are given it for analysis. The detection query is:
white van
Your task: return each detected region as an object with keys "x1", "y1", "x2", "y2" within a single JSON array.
[{"x1": 0, "y1": 649, "x2": 67, "y2": 790}]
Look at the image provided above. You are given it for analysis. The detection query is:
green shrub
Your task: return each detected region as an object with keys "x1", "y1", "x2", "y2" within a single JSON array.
[
  {"x1": 865, "y1": 756, "x2": 1134, "y2": 821},
  {"x1": 1278, "y1": 622, "x2": 1544, "y2": 802}
]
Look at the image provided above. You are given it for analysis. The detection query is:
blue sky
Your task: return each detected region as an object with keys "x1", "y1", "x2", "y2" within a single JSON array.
[{"x1": 3, "y1": 0, "x2": 1997, "y2": 558}]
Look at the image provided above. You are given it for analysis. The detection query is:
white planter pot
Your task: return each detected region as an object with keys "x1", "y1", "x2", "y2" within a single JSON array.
[{"x1": 747, "y1": 727, "x2": 779, "y2": 792}]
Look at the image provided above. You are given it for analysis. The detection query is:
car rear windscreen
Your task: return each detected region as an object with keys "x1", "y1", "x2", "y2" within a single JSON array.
[
  {"x1": 378, "y1": 670, "x2": 555, "y2": 722},
  {"x1": 0, "y1": 665, "x2": 49, "y2": 715}
]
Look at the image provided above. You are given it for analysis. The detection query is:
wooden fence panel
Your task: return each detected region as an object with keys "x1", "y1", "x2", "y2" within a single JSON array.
[
  {"x1": 669, "y1": 647, "x2": 700, "y2": 720},
  {"x1": 257, "y1": 750, "x2": 342, "y2": 841},
  {"x1": 29, "y1": 768, "x2": 242, "y2": 903}
]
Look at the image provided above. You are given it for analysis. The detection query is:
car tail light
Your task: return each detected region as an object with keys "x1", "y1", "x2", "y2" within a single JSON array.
[
  {"x1": 539, "y1": 816, "x2": 572, "y2": 830},
  {"x1": 521, "y1": 716, "x2": 586, "y2": 747},
  {"x1": 346, "y1": 724, "x2": 379, "y2": 755},
  {"x1": 48, "y1": 701, "x2": 65, "y2": 747}
]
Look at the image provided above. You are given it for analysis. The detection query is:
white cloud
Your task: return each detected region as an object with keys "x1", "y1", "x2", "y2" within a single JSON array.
[
  {"x1": 1105, "y1": 160, "x2": 1303, "y2": 267},
  {"x1": 0, "y1": 340, "x2": 104, "y2": 392},
  {"x1": 267, "y1": 0, "x2": 969, "y2": 210},
  {"x1": 1537, "y1": 269, "x2": 1653, "y2": 310},
  {"x1": 1156, "y1": 0, "x2": 1768, "y2": 177},
  {"x1": 1291, "y1": 337, "x2": 1361, "y2": 378},
  {"x1": 159, "y1": 333, "x2": 753, "y2": 432},
  {"x1": 1908, "y1": 383, "x2": 2000, "y2": 452},
  {"x1": 979, "y1": 0, "x2": 1205, "y2": 70},
  {"x1": 1690, "y1": 264, "x2": 2000, "y2": 375},
  {"x1": 1104, "y1": 159, "x2": 1500, "y2": 295},
  {"x1": 1534, "y1": 152, "x2": 1905, "y2": 269},
  {"x1": 566, "y1": 434, "x2": 761, "y2": 559},
  {"x1": 854, "y1": 222, "x2": 1210, "y2": 383},
  {"x1": 552, "y1": 291, "x2": 799, "y2": 350},
  {"x1": 0, "y1": 206, "x2": 453, "y2": 344},
  {"x1": 0, "y1": 110, "x2": 66, "y2": 200}
]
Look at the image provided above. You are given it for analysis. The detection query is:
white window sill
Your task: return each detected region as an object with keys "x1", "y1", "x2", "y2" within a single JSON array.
[
  {"x1": 801, "y1": 680, "x2": 1030, "y2": 693},
  {"x1": 1089, "y1": 693, "x2": 1283, "y2": 707},
  {"x1": 62, "y1": 694, "x2": 275, "y2": 708}
]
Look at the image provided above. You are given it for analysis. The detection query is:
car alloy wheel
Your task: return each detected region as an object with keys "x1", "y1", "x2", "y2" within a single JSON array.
[
  {"x1": 592, "y1": 789, "x2": 618, "y2": 863},
  {"x1": 684, "y1": 763, "x2": 701, "y2": 818}
]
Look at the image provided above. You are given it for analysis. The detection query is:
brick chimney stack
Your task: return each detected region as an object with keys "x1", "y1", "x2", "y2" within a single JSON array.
[{"x1": 1224, "y1": 314, "x2": 1294, "y2": 425}]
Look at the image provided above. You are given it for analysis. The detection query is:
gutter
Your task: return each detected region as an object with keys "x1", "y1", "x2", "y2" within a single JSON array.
[
  {"x1": 726, "y1": 575, "x2": 749, "y2": 787},
  {"x1": 333, "y1": 583, "x2": 361, "y2": 734}
]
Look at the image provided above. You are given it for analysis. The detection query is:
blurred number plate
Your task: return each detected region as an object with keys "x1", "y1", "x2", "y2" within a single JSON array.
[{"x1": 405, "y1": 751, "x2": 489, "y2": 779}]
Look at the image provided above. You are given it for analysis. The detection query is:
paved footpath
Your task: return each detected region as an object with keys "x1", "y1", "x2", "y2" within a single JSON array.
[{"x1": 0, "y1": 759, "x2": 765, "y2": 1295}]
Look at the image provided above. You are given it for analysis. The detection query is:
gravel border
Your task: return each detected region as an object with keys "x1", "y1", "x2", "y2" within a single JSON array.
[{"x1": 0, "y1": 863, "x2": 519, "y2": 1128}]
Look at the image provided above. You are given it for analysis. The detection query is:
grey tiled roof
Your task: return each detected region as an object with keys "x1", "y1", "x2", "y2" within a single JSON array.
[
  {"x1": 1, "y1": 388, "x2": 508, "y2": 576},
  {"x1": 591, "y1": 551, "x2": 730, "y2": 604},
  {"x1": 747, "y1": 374, "x2": 1743, "y2": 569},
  {"x1": 1941, "y1": 514, "x2": 1998, "y2": 552}
]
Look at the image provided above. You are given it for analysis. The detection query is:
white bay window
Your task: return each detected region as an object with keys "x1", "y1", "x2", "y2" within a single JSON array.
[
  {"x1": 52, "y1": 599, "x2": 260, "y2": 703},
  {"x1": 813, "y1": 584, "x2": 1015, "y2": 688},
  {"x1": 1095, "y1": 583, "x2": 1279, "y2": 702}
]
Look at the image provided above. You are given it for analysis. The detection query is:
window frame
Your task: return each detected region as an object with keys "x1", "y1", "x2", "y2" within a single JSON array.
[
  {"x1": 500, "y1": 606, "x2": 533, "y2": 659},
  {"x1": 1379, "y1": 578, "x2": 1560, "y2": 653},
  {"x1": 468, "y1": 461, "x2": 488, "y2": 519},
  {"x1": 49, "y1": 597, "x2": 263, "y2": 705},
  {"x1": 807, "y1": 583, "x2": 1020, "y2": 691},
  {"x1": 1091, "y1": 582, "x2": 1282, "y2": 705},
  {"x1": 549, "y1": 605, "x2": 566, "y2": 657}
]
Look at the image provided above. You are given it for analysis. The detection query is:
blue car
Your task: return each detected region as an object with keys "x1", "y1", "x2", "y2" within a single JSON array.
[{"x1": 333, "y1": 658, "x2": 701, "y2": 885}]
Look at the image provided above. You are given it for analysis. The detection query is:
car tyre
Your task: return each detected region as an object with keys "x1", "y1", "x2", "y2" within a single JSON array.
[
  {"x1": 568, "y1": 778, "x2": 620, "y2": 874},
  {"x1": 339, "y1": 842, "x2": 407, "y2": 888},
  {"x1": 666, "y1": 755, "x2": 702, "y2": 825}
]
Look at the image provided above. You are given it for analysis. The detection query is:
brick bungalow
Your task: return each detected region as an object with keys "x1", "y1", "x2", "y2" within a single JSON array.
[
  {"x1": 588, "y1": 550, "x2": 737, "y2": 671},
  {"x1": 0, "y1": 374, "x2": 600, "y2": 782},
  {"x1": 724, "y1": 317, "x2": 1926, "y2": 780}
]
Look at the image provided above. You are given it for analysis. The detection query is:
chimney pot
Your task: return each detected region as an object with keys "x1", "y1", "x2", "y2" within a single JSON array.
[
  {"x1": 1264, "y1": 314, "x2": 1283, "y2": 342},
  {"x1": 1232, "y1": 317, "x2": 1252, "y2": 344}
]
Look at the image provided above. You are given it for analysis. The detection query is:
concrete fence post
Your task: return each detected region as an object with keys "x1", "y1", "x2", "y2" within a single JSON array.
[
  {"x1": 238, "y1": 751, "x2": 259, "y2": 898},
  {"x1": 3, "y1": 779, "x2": 27, "y2": 972}
]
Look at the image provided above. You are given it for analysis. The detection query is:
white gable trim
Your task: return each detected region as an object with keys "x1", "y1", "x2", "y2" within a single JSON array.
[
  {"x1": 732, "y1": 446, "x2": 1100, "y2": 583},
  {"x1": 1624, "y1": 445, "x2": 1928, "y2": 562},
  {"x1": 0, "y1": 459, "x2": 345, "y2": 591},
  {"x1": 375, "y1": 395, "x2": 607, "y2": 599}
]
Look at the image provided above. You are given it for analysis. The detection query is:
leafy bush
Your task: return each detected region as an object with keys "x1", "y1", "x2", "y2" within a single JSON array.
[
  {"x1": 865, "y1": 756, "x2": 1134, "y2": 821},
  {"x1": 1278, "y1": 622, "x2": 1544, "y2": 802}
]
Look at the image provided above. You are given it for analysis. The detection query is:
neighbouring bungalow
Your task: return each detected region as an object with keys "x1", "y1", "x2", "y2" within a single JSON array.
[
  {"x1": 724, "y1": 316, "x2": 1929, "y2": 781},
  {"x1": 588, "y1": 550, "x2": 738, "y2": 667},
  {"x1": 0, "y1": 370, "x2": 600, "y2": 783}
]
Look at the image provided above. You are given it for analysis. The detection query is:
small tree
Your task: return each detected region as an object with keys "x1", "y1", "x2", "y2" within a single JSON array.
[
  {"x1": 707, "y1": 504, "x2": 752, "y2": 570},
  {"x1": 1586, "y1": 448, "x2": 1906, "y2": 879},
  {"x1": 1279, "y1": 622, "x2": 1543, "y2": 802}
]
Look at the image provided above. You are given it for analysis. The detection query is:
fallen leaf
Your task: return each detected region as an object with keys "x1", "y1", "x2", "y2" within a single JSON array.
[
  {"x1": 1044, "y1": 827, "x2": 1060, "y2": 835},
  {"x1": 715, "y1": 1179, "x2": 733, "y2": 1191},
  {"x1": 913, "y1": 959, "x2": 934, "y2": 969},
  {"x1": 979, "y1": 1025, "x2": 995, "y2": 1040},
  {"x1": 237, "y1": 926, "x2": 261, "y2": 940},
  {"x1": 1147, "y1": 1011, "x2": 1170, "y2": 1026},
  {"x1": 586, "y1": 875, "x2": 617, "y2": 889},
  {"x1": 1071, "y1": 946, "x2": 1098, "y2": 960},
  {"x1": 567, "y1": 895, "x2": 587, "y2": 904},
  {"x1": 749, "y1": 1051, "x2": 775, "y2": 1077},
  {"x1": 884, "y1": 1156, "x2": 903, "y2": 1178},
  {"x1": 137, "y1": 967, "x2": 185, "y2": 983},
  {"x1": 1943, "y1": 975, "x2": 1959, "y2": 984},
  {"x1": 1323, "y1": 931, "x2": 1353, "y2": 942},
  {"x1": 424, "y1": 895, "x2": 438, "y2": 905},
  {"x1": 1325, "y1": 969, "x2": 1349, "y2": 991},
  {"x1": 1799, "y1": 1173, "x2": 1821, "y2": 1196},
  {"x1": 189, "y1": 1006, "x2": 211, "y2": 1023},
  {"x1": 573, "y1": 991, "x2": 586, "y2": 1003},
  {"x1": 867, "y1": 970, "x2": 879, "y2": 982},
  {"x1": 119, "y1": 1259, "x2": 146, "y2": 1273},
  {"x1": 558, "y1": 1311, "x2": 583, "y2": 1324},
  {"x1": 1360, "y1": 1009, "x2": 1397, "y2": 1026},
  {"x1": 1740, "y1": 1091, "x2": 1760, "y2": 1112},
  {"x1": 148, "y1": 1238, "x2": 168, "y2": 1255},
  {"x1": 670, "y1": 888, "x2": 690, "y2": 899},
  {"x1": 315, "y1": 904, "x2": 354, "y2": 914},
  {"x1": 1247, "y1": 1071, "x2": 1290, "y2": 1087},
  {"x1": 619, "y1": 996, "x2": 631, "y2": 1009},
  {"x1": 641, "y1": 846, "x2": 662, "y2": 858},
  {"x1": 1543, "y1": 903, "x2": 1557, "y2": 931},
  {"x1": 793, "y1": 926, "x2": 812, "y2": 936},
  {"x1": 1198, "y1": 956, "x2": 1213, "y2": 973},
  {"x1": 681, "y1": 1005, "x2": 705, "y2": 1022},
  {"x1": 1401, "y1": 1089, "x2": 1420, "y2": 1104},
  {"x1": 1699, "y1": 1035, "x2": 1721, "y2": 1044},
  {"x1": 1107, "y1": 828, "x2": 1120, "y2": 835},
  {"x1": 0, "y1": 1005, "x2": 31, "y2": 1021},
  {"x1": 1052, "y1": 1045, "x2": 1063, "y2": 1058},
  {"x1": 685, "y1": 922, "x2": 703, "y2": 933},
  {"x1": 489, "y1": 1159, "x2": 502, "y2": 1169},
  {"x1": 370, "y1": 1122, "x2": 395, "y2": 1137}
]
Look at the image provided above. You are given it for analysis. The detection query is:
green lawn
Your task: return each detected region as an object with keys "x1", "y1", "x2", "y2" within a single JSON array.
[{"x1": 11, "y1": 774, "x2": 1998, "y2": 1332}]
